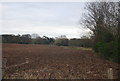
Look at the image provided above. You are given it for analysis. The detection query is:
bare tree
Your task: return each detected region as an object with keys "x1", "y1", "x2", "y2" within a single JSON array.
[
  {"x1": 81, "y1": 2, "x2": 119, "y2": 42},
  {"x1": 118, "y1": 2, "x2": 120, "y2": 40},
  {"x1": 81, "y1": 2, "x2": 119, "y2": 62},
  {"x1": 82, "y1": 2, "x2": 119, "y2": 41}
]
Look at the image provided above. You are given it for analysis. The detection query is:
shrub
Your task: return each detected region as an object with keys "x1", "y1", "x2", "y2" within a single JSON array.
[
  {"x1": 93, "y1": 42, "x2": 104, "y2": 53},
  {"x1": 55, "y1": 39, "x2": 69, "y2": 46},
  {"x1": 95, "y1": 41, "x2": 118, "y2": 63}
]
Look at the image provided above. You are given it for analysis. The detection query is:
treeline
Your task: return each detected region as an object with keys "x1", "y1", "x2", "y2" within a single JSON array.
[
  {"x1": 1, "y1": 34, "x2": 55, "y2": 45},
  {"x1": 82, "y1": 2, "x2": 119, "y2": 63},
  {"x1": 1, "y1": 34, "x2": 92, "y2": 47}
]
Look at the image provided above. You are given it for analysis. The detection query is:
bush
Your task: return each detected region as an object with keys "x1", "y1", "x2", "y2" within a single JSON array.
[
  {"x1": 93, "y1": 42, "x2": 104, "y2": 53},
  {"x1": 55, "y1": 39, "x2": 68, "y2": 46},
  {"x1": 94, "y1": 41, "x2": 118, "y2": 63}
]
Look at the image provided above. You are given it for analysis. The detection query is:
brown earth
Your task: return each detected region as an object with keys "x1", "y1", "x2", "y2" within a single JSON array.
[{"x1": 2, "y1": 44, "x2": 119, "y2": 79}]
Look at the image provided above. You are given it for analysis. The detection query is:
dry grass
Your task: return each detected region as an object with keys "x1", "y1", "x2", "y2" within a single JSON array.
[{"x1": 62, "y1": 46, "x2": 92, "y2": 51}]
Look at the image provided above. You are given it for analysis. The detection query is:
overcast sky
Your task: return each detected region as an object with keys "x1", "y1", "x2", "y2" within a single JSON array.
[{"x1": 1, "y1": 2, "x2": 91, "y2": 38}]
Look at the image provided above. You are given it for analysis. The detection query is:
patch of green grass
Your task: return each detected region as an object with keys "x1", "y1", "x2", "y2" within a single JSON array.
[{"x1": 62, "y1": 46, "x2": 92, "y2": 51}]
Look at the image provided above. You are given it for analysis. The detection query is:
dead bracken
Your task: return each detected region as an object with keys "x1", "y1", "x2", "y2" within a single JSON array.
[{"x1": 2, "y1": 44, "x2": 119, "y2": 79}]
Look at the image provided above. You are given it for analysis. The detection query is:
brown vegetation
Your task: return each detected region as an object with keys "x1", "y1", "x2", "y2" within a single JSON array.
[{"x1": 2, "y1": 44, "x2": 119, "y2": 79}]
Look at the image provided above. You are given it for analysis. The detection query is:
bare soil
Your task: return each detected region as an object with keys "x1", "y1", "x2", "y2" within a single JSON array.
[{"x1": 2, "y1": 44, "x2": 119, "y2": 79}]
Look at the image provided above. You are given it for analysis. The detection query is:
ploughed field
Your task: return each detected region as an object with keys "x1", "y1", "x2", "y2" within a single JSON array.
[{"x1": 2, "y1": 44, "x2": 119, "y2": 79}]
